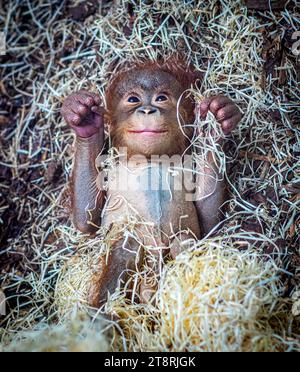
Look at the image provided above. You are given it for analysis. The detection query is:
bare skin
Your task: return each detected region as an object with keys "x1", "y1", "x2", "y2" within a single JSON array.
[
  {"x1": 61, "y1": 91, "x2": 106, "y2": 235},
  {"x1": 195, "y1": 95, "x2": 241, "y2": 234},
  {"x1": 61, "y1": 67, "x2": 242, "y2": 307}
]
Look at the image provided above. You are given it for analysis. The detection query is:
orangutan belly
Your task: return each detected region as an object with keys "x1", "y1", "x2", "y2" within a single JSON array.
[{"x1": 101, "y1": 161, "x2": 201, "y2": 244}]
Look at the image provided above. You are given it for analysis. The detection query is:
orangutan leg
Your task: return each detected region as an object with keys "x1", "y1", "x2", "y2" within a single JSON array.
[
  {"x1": 139, "y1": 233, "x2": 195, "y2": 303},
  {"x1": 139, "y1": 244, "x2": 169, "y2": 304},
  {"x1": 88, "y1": 237, "x2": 143, "y2": 308},
  {"x1": 169, "y1": 232, "x2": 196, "y2": 260}
]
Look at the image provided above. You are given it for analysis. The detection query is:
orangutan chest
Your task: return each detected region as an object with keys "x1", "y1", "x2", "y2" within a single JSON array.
[{"x1": 102, "y1": 162, "x2": 200, "y2": 238}]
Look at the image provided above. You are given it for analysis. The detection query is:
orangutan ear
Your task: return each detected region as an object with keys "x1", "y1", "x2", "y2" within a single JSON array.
[
  {"x1": 104, "y1": 106, "x2": 120, "y2": 129},
  {"x1": 104, "y1": 111, "x2": 111, "y2": 125}
]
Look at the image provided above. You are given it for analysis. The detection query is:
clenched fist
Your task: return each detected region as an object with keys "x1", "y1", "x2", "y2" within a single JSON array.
[
  {"x1": 199, "y1": 95, "x2": 242, "y2": 135},
  {"x1": 61, "y1": 90, "x2": 105, "y2": 138}
]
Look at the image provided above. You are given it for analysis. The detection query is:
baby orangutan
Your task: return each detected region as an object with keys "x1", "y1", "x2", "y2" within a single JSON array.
[{"x1": 61, "y1": 58, "x2": 242, "y2": 307}]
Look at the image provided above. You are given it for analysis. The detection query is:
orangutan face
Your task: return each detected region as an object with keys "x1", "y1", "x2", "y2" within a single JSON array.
[{"x1": 108, "y1": 69, "x2": 192, "y2": 157}]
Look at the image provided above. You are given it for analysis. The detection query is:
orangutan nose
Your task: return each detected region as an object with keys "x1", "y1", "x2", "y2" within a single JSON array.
[{"x1": 137, "y1": 106, "x2": 158, "y2": 115}]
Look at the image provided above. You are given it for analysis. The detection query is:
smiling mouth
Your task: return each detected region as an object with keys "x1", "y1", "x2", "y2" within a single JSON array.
[{"x1": 128, "y1": 130, "x2": 168, "y2": 135}]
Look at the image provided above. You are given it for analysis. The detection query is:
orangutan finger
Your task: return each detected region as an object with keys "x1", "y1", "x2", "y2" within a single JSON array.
[
  {"x1": 215, "y1": 104, "x2": 240, "y2": 122},
  {"x1": 199, "y1": 97, "x2": 214, "y2": 118},
  {"x1": 91, "y1": 106, "x2": 105, "y2": 115},
  {"x1": 209, "y1": 96, "x2": 232, "y2": 115},
  {"x1": 222, "y1": 113, "x2": 242, "y2": 134}
]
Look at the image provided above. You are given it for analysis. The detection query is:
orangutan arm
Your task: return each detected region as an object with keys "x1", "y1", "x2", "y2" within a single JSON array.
[
  {"x1": 194, "y1": 152, "x2": 227, "y2": 236},
  {"x1": 61, "y1": 90, "x2": 106, "y2": 234},
  {"x1": 195, "y1": 95, "x2": 242, "y2": 235},
  {"x1": 72, "y1": 132, "x2": 105, "y2": 234}
]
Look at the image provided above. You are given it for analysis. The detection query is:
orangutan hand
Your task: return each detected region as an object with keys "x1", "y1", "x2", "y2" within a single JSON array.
[
  {"x1": 61, "y1": 90, "x2": 105, "y2": 138},
  {"x1": 199, "y1": 95, "x2": 242, "y2": 135}
]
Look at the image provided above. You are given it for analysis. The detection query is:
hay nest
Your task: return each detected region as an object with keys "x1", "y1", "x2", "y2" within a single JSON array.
[
  {"x1": 55, "y1": 241, "x2": 299, "y2": 352},
  {"x1": 0, "y1": 0, "x2": 299, "y2": 352},
  {"x1": 1, "y1": 312, "x2": 110, "y2": 352}
]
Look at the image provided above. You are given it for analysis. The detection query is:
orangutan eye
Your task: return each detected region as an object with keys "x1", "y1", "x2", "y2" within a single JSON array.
[
  {"x1": 128, "y1": 96, "x2": 140, "y2": 103},
  {"x1": 156, "y1": 95, "x2": 168, "y2": 102}
]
